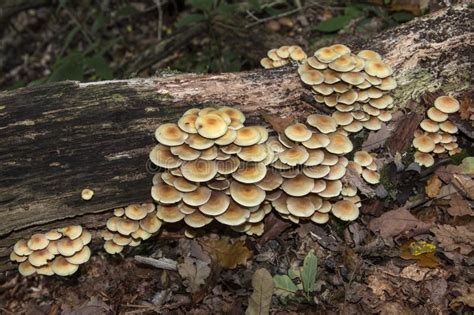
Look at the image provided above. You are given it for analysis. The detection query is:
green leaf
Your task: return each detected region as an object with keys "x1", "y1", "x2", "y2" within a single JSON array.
[
  {"x1": 391, "y1": 11, "x2": 415, "y2": 22},
  {"x1": 344, "y1": 5, "x2": 363, "y2": 18},
  {"x1": 246, "y1": 269, "x2": 274, "y2": 315},
  {"x1": 188, "y1": 0, "x2": 214, "y2": 12},
  {"x1": 300, "y1": 249, "x2": 318, "y2": 294},
  {"x1": 461, "y1": 157, "x2": 474, "y2": 175},
  {"x1": 216, "y1": 2, "x2": 239, "y2": 17},
  {"x1": 84, "y1": 55, "x2": 113, "y2": 80},
  {"x1": 314, "y1": 15, "x2": 353, "y2": 33},
  {"x1": 48, "y1": 51, "x2": 84, "y2": 82},
  {"x1": 273, "y1": 275, "x2": 298, "y2": 297},
  {"x1": 176, "y1": 13, "x2": 207, "y2": 28}
]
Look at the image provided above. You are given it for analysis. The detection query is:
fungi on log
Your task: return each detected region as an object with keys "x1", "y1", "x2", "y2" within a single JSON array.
[{"x1": 0, "y1": 4, "x2": 472, "y2": 270}]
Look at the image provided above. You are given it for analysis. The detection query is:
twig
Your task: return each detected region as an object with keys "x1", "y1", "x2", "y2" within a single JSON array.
[
  {"x1": 294, "y1": 0, "x2": 309, "y2": 26},
  {"x1": 134, "y1": 255, "x2": 177, "y2": 270},
  {"x1": 154, "y1": 0, "x2": 163, "y2": 41}
]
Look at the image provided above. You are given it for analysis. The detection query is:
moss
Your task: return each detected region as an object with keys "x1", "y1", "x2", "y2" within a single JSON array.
[{"x1": 111, "y1": 94, "x2": 127, "y2": 103}]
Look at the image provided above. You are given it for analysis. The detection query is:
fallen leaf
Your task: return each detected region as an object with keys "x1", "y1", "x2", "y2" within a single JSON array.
[
  {"x1": 431, "y1": 224, "x2": 474, "y2": 256},
  {"x1": 425, "y1": 175, "x2": 442, "y2": 198},
  {"x1": 362, "y1": 123, "x2": 392, "y2": 152},
  {"x1": 387, "y1": 111, "x2": 422, "y2": 155},
  {"x1": 200, "y1": 237, "x2": 252, "y2": 269},
  {"x1": 461, "y1": 157, "x2": 474, "y2": 175},
  {"x1": 399, "y1": 264, "x2": 435, "y2": 282},
  {"x1": 273, "y1": 275, "x2": 298, "y2": 299},
  {"x1": 246, "y1": 269, "x2": 274, "y2": 315},
  {"x1": 400, "y1": 240, "x2": 439, "y2": 268},
  {"x1": 262, "y1": 113, "x2": 294, "y2": 134},
  {"x1": 177, "y1": 257, "x2": 211, "y2": 293},
  {"x1": 450, "y1": 284, "x2": 474, "y2": 308},
  {"x1": 447, "y1": 193, "x2": 473, "y2": 216},
  {"x1": 342, "y1": 167, "x2": 375, "y2": 197},
  {"x1": 459, "y1": 96, "x2": 472, "y2": 121},
  {"x1": 367, "y1": 274, "x2": 395, "y2": 299},
  {"x1": 369, "y1": 208, "x2": 432, "y2": 240},
  {"x1": 300, "y1": 249, "x2": 317, "y2": 295},
  {"x1": 452, "y1": 174, "x2": 474, "y2": 200}
]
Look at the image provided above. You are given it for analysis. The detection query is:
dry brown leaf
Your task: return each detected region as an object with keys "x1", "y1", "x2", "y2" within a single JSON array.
[
  {"x1": 447, "y1": 193, "x2": 473, "y2": 216},
  {"x1": 459, "y1": 96, "x2": 472, "y2": 121},
  {"x1": 177, "y1": 257, "x2": 211, "y2": 293},
  {"x1": 450, "y1": 284, "x2": 474, "y2": 308},
  {"x1": 246, "y1": 268, "x2": 274, "y2": 315},
  {"x1": 368, "y1": 208, "x2": 432, "y2": 240},
  {"x1": 342, "y1": 167, "x2": 375, "y2": 197},
  {"x1": 261, "y1": 113, "x2": 294, "y2": 134},
  {"x1": 200, "y1": 237, "x2": 252, "y2": 269},
  {"x1": 452, "y1": 174, "x2": 474, "y2": 200},
  {"x1": 425, "y1": 175, "x2": 442, "y2": 198},
  {"x1": 431, "y1": 224, "x2": 474, "y2": 256},
  {"x1": 367, "y1": 274, "x2": 395, "y2": 299},
  {"x1": 362, "y1": 123, "x2": 392, "y2": 152}
]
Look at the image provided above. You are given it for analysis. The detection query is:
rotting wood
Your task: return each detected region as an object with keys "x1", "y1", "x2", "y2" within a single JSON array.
[{"x1": 0, "y1": 4, "x2": 473, "y2": 271}]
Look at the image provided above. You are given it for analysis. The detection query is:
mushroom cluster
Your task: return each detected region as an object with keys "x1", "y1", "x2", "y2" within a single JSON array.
[
  {"x1": 10, "y1": 226, "x2": 91, "y2": 276},
  {"x1": 268, "y1": 117, "x2": 361, "y2": 223},
  {"x1": 149, "y1": 107, "x2": 273, "y2": 237},
  {"x1": 413, "y1": 95, "x2": 461, "y2": 167},
  {"x1": 298, "y1": 44, "x2": 396, "y2": 132},
  {"x1": 260, "y1": 45, "x2": 307, "y2": 69},
  {"x1": 101, "y1": 203, "x2": 161, "y2": 254}
]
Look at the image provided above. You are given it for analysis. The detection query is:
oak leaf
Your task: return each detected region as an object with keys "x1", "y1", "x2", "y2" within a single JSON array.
[
  {"x1": 447, "y1": 193, "x2": 473, "y2": 217},
  {"x1": 177, "y1": 257, "x2": 211, "y2": 293},
  {"x1": 369, "y1": 208, "x2": 432, "y2": 240},
  {"x1": 200, "y1": 237, "x2": 252, "y2": 269},
  {"x1": 431, "y1": 224, "x2": 473, "y2": 256},
  {"x1": 425, "y1": 175, "x2": 442, "y2": 198}
]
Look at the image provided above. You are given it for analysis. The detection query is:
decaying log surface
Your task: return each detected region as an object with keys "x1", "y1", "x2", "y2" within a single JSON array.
[{"x1": 0, "y1": 4, "x2": 472, "y2": 270}]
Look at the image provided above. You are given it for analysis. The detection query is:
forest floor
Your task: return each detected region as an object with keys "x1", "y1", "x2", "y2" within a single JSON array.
[{"x1": 0, "y1": 1, "x2": 473, "y2": 314}]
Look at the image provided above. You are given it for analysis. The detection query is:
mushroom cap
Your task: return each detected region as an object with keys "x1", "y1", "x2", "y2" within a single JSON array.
[
  {"x1": 311, "y1": 179, "x2": 327, "y2": 193},
  {"x1": 103, "y1": 240, "x2": 124, "y2": 254},
  {"x1": 434, "y1": 96, "x2": 460, "y2": 114},
  {"x1": 170, "y1": 144, "x2": 201, "y2": 161},
  {"x1": 221, "y1": 143, "x2": 242, "y2": 154},
  {"x1": 414, "y1": 151, "x2": 435, "y2": 167},
  {"x1": 151, "y1": 183, "x2": 183, "y2": 204},
  {"x1": 106, "y1": 216, "x2": 120, "y2": 232},
  {"x1": 413, "y1": 135, "x2": 435, "y2": 153},
  {"x1": 195, "y1": 113, "x2": 228, "y2": 139},
  {"x1": 28, "y1": 249, "x2": 54, "y2": 267},
  {"x1": 117, "y1": 218, "x2": 140, "y2": 235},
  {"x1": 286, "y1": 197, "x2": 315, "y2": 217},
  {"x1": 184, "y1": 211, "x2": 213, "y2": 228},
  {"x1": 330, "y1": 44, "x2": 351, "y2": 55},
  {"x1": 326, "y1": 133, "x2": 353, "y2": 154},
  {"x1": 174, "y1": 177, "x2": 199, "y2": 192},
  {"x1": 125, "y1": 204, "x2": 148, "y2": 220},
  {"x1": 36, "y1": 263, "x2": 54, "y2": 276},
  {"x1": 27, "y1": 234, "x2": 49, "y2": 251},
  {"x1": 362, "y1": 169, "x2": 381, "y2": 184},
  {"x1": 305, "y1": 149, "x2": 325, "y2": 166},
  {"x1": 228, "y1": 118, "x2": 245, "y2": 130},
  {"x1": 156, "y1": 205, "x2": 185, "y2": 223},
  {"x1": 300, "y1": 70, "x2": 324, "y2": 85},
  {"x1": 50, "y1": 256, "x2": 79, "y2": 276},
  {"x1": 318, "y1": 200, "x2": 333, "y2": 213},
  {"x1": 279, "y1": 146, "x2": 309, "y2": 166},
  {"x1": 213, "y1": 129, "x2": 236, "y2": 145},
  {"x1": 65, "y1": 246, "x2": 91, "y2": 265},
  {"x1": 325, "y1": 164, "x2": 346, "y2": 180},
  {"x1": 271, "y1": 193, "x2": 290, "y2": 214},
  {"x1": 363, "y1": 104, "x2": 380, "y2": 116},
  {"x1": 248, "y1": 208, "x2": 266, "y2": 223},
  {"x1": 237, "y1": 144, "x2": 268, "y2": 162},
  {"x1": 329, "y1": 55, "x2": 356, "y2": 72},
  {"x1": 285, "y1": 123, "x2": 312, "y2": 142},
  {"x1": 150, "y1": 145, "x2": 182, "y2": 168},
  {"x1": 377, "y1": 111, "x2": 393, "y2": 122},
  {"x1": 230, "y1": 181, "x2": 266, "y2": 207},
  {"x1": 216, "y1": 156, "x2": 241, "y2": 175},
  {"x1": 307, "y1": 57, "x2": 328, "y2": 70},
  {"x1": 256, "y1": 169, "x2": 283, "y2": 191},
  {"x1": 199, "y1": 191, "x2": 230, "y2": 216},
  {"x1": 363, "y1": 117, "x2": 383, "y2": 131},
  {"x1": 114, "y1": 208, "x2": 125, "y2": 217},
  {"x1": 427, "y1": 107, "x2": 448, "y2": 122},
  {"x1": 178, "y1": 114, "x2": 198, "y2": 134},
  {"x1": 378, "y1": 76, "x2": 397, "y2": 90},
  {"x1": 420, "y1": 119, "x2": 440, "y2": 133},
  {"x1": 340, "y1": 71, "x2": 365, "y2": 85},
  {"x1": 276, "y1": 45, "x2": 290, "y2": 58},
  {"x1": 357, "y1": 50, "x2": 382, "y2": 61},
  {"x1": 81, "y1": 188, "x2": 94, "y2": 200},
  {"x1": 439, "y1": 120, "x2": 458, "y2": 134},
  {"x1": 303, "y1": 165, "x2": 330, "y2": 178},
  {"x1": 139, "y1": 213, "x2": 163, "y2": 234},
  {"x1": 59, "y1": 225, "x2": 83, "y2": 240},
  {"x1": 155, "y1": 123, "x2": 188, "y2": 146},
  {"x1": 312, "y1": 83, "x2": 334, "y2": 95},
  {"x1": 10, "y1": 251, "x2": 27, "y2": 263},
  {"x1": 18, "y1": 261, "x2": 37, "y2": 276},
  {"x1": 370, "y1": 95, "x2": 393, "y2": 109},
  {"x1": 307, "y1": 115, "x2": 337, "y2": 133},
  {"x1": 234, "y1": 127, "x2": 261, "y2": 146},
  {"x1": 289, "y1": 46, "x2": 307, "y2": 61},
  {"x1": 185, "y1": 134, "x2": 215, "y2": 150},
  {"x1": 332, "y1": 112, "x2": 354, "y2": 126},
  {"x1": 354, "y1": 151, "x2": 373, "y2": 167},
  {"x1": 131, "y1": 228, "x2": 151, "y2": 241},
  {"x1": 215, "y1": 202, "x2": 250, "y2": 226},
  {"x1": 199, "y1": 146, "x2": 219, "y2": 160},
  {"x1": 57, "y1": 237, "x2": 84, "y2": 257},
  {"x1": 314, "y1": 47, "x2": 340, "y2": 63},
  {"x1": 321, "y1": 150, "x2": 339, "y2": 166},
  {"x1": 343, "y1": 120, "x2": 363, "y2": 133},
  {"x1": 433, "y1": 144, "x2": 446, "y2": 154},
  {"x1": 364, "y1": 60, "x2": 393, "y2": 78},
  {"x1": 246, "y1": 223, "x2": 265, "y2": 236},
  {"x1": 232, "y1": 163, "x2": 267, "y2": 184},
  {"x1": 181, "y1": 159, "x2": 218, "y2": 182},
  {"x1": 332, "y1": 200, "x2": 359, "y2": 221},
  {"x1": 14, "y1": 239, "x2": 33, "y2": 256},
  {"x1": 302, "y1": 133, "x2": 330, "y2": 149},
  {"x1": 183, "y1": 186, "x2": 212, "y2": 206},
  {"x1": 311, "y1": 212, "x2": 330, "y2": 224},
  {"x1": 280, "y1": 168, "x2": 300, "y2": 179},
  {"x1": 281, "y1": 174, "x2": 314, "y2": 196},
  {"x1": 322, "y1": 69, "x2": 341, "y2": 84},
  {"x1": 318, "y1": 180, "x2": 342, "y2": 198}
]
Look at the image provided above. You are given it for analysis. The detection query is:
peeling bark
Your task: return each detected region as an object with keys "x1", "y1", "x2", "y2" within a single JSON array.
[{"x1": 0, "y1": 4, "x2": 472, "y2": 270}]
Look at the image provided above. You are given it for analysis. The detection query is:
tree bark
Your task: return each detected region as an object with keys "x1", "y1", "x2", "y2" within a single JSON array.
[{"x1": 0, "y1": 4, "x2": 472, "y2": 270}]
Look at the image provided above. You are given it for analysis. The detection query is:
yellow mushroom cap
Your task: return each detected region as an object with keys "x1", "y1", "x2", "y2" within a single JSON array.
[
  {"x1": 427, "y1": 107, "x2": 448, "y2": 122},
  {"x1": 10, "y1": 251, "x2": 27, "y2": 263},
  {"x1": 362, "y1": 169, "x2": 381, "y2": 184},
  {"x1": 364, "y1": 60, "x2": 393, "y2": 78},
  {"x1": 303, "y1": 165, "x2": 330, "y2": 179},
  {"x1": 285, "y1": 123, "x2": 312, "y2": 142},
  {"x1": 281, "y1": 174, "x2": 314, "y2": 197},
  {"x1": 354, "y1": 151, "x2": 373, "y2": 167},
  {"x1": 217, "y1": 156, "x2": 241, "y2": 175},
  {"x1": 215, "y1": 129, "x2": 238, "y2": 146},
  {"x1": 362, "y1": 116, "x2": 382, "y2": 131},
  {"x1": 439, "y1": 120, "x2": 458, "y2": 134},
  {"x1": 260, "y1": 57, "x2": 274, "y2": 69},
  {"x1": 256, "y1": 169, "x2": 283, "y2": 191},
  {"x1": 140, "y1": 213, "x2": 163, "y2": 234},
  {"x1": 311, "y1": 179, "x2": 327, "y2": 193},
  {"x1": 178, "y1": 114, "x2": 199, "y2": 134},
  {"x1": 184, "y1": 211, "x2": 213, "y2": 228},
  {"x1": 199, "y1": 191, "x2": 230, "y2": 216},
  {"x1": 103, "y1": 240, "x2": 124, "y2": 254},
  {"x1": 155, "y1": 123, "x2": 188, "y2": 146},
  {"x1": 36, "y1": 263, "x2": 54, "y2": 276},
  {"x1": 289, "y1": 46, "x2": 307, "y2": 61},
  {"x1": 183, "y1": 186, "x2": 212, "y2": 206},
  {"x1": 279, "y1": 146, "x2": 309, "y2": 166},
  {"x1": 307, "y1": 115, "x2": 337, "y2": 133},
  {"x1": 305, "y1": 149, "x2": 325, "y2": 166},
  {"x1": 237, "y1": 144, "x2": 268, "y2": 162},
  {"x1": 65, "y1": 246, "x2": 91, "y2": 265},
  {"x1": 195, "y1": 113, "x2": 228, "y2": 139},
  {"x1": 357, "y1": 50, "x2": 382, "y2": 61},
  {"x1": 230, "y1": 181, "x2": 266, "y2": 207},
  {"x1": 218, "y1": 106, "x2": 246, "y2": 123},
  {"x1": 300, "y1": 70, "x2": 324, "y2": 85},
  {"x1": 156, "y1": 205, "x2": 185, "y2": 223},
  {"x1": 28, "y1": 249, "x2": 54, "y2": 267},
  {"x1": 106, "y1": 216, "x2": 120, "y2": 232},
  {"x1": 170, "y1": 144, "x2": 201, "y2": 161},
  {"x1": 310, "y1": 212, "x2": 329, "y2": 224},
  {"x1": 322, "y1": 69, "x2": 341, "y2": 84},
  {"x1": 180, "y1": 159, "x2": 218, "y2": 182},
  {"x1": 332, "y1": 112, "x2": 354, "y2": 126},
  {"x1": 286, "y1": 197, "x2": 315, "y2": 217},
  {"x1": 81, "y1": 188, "x2": 94, "y2": 200},
  {"x1": 343, "y1": 120, "x2": 363, "y2": 133},
  {"x1": 150, "y1": 145, "x2": 182, "y2": 169},
  {"x1": 434, "y1": 96, "x2": 460, "y2": 114},
  {"x1": 307, "y1": 56, "x2": 328, "y2": 70},
  {"x1": 420, "y1": 119, "x2": 440, "y2": 133},
  {"x1": 340, "y1": 72, "x2": 365, "y2": 85},
  {"x1": 325, "y1": 164, "x2": 347, "y2": 180},
  {"x1": 27, "y1": 234, "x2": 49, "y2": 251},
  {"x1": 50, "y1": 256, "x2": 78, "y2": 276},
  {"x1": 329, "y1": 55, "x2": 356, "y2": 72},
  {"x1": 378, "y1": 76, "x2": 397, "y2": 90},
  {"x1": 321, "y1": 151, "x2": 339, "y2": 166},
  {"x1": 326, "y1": 133, "x2": 353, "y2": 154},
  {"x1": 232, "y1": 163, "x2": 267, "y2": 184},
  {"x1": 332, "y1": 200, "x2": 359, "y2": 221},
  {"x1": 18, "y1": 261, "x2": 37, "y2": 276},
  {"x1": 234, "y1": 127, "x2": 262, "y2": 146},
  {"x1": 414, "y1": 151, "x2": 435, "y2": 167},
  {"x1": 151, "y1": 183, "x2": 183, "y2": 204},
  {"x1": 413, "y1": 135, "x2": 435, "y2": 153},
  {"x1": 370, "y1": 95, "x2": 394, "y2": 109},
  {"x1": 173, "y1": 177, "x2": 199, "y2": 192},
  {"x1": 58, "y1": 225, "x2": 83, "y2": 240},
  {"x1": 330, "y1": 44, "x2": 351, "y2": 55},
  {"x1": 185, "y1": 134, "x2": 215, "y2": 150},
  {"x1": 14, "y1": 239, "x2": 33, "y2": 256},
  {"x1": 302, "y1": 133, "x2": 330, "y2": 149},
  {"x1": 314, "y1": 47, "x2": 340, "y2": 63},
  {"x1": 57, "y1": 237, "x2": 84, "y2": 257},
  {"x1": 116, "y1": 218, "x2": 140, "y2": 235},
  {"x1": 319, "y1": 180, "x2": 342, "y2": 198},
  {"x1": 215, "y1": 201, "x2": 250, "y2": 226}
]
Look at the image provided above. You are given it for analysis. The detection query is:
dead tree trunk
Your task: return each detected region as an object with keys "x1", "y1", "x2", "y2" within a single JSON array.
[{"x1": 0, "y1": 4, "x2": 472, "y2": 270}]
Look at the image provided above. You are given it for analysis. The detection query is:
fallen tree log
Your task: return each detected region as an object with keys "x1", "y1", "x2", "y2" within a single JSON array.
[{"x1": 0, "y1": 4, "x2": 472, "y2": 270}]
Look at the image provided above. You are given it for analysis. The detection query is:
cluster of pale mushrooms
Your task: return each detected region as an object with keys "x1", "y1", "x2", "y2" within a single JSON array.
[
  {"x1": 10, "y1": 226, "x2": 91, "y2": 276},
  {"x1": 260, "y1": 45, "x2": 307, "y2": 68},
  {"x1": 412, "y1": 95, "x2": 461, "y2": 167},
  {"x1": 101, "y1": 203, "x2": 162, "y2": 254}
]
